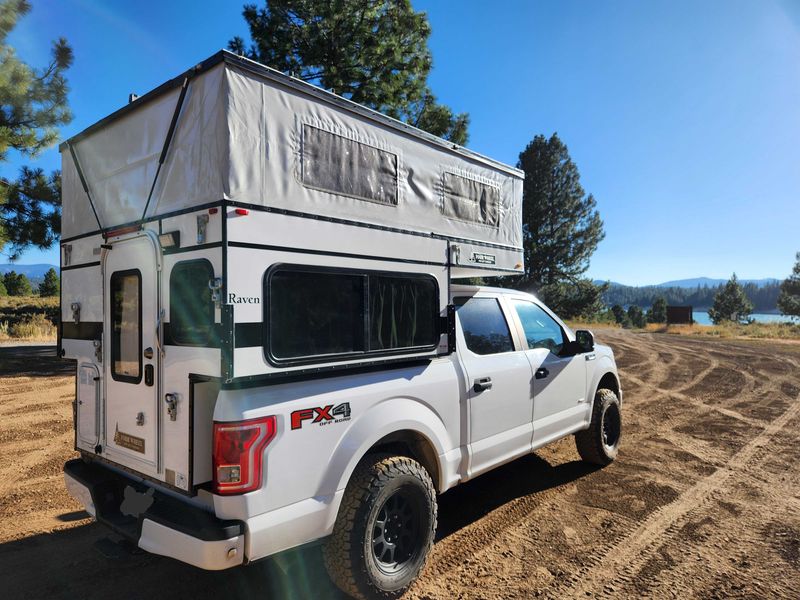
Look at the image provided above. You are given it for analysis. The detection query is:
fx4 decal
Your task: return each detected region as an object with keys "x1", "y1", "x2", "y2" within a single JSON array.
[{"x1": 291, "y1": 403, "x2": 352, "y2": 430}]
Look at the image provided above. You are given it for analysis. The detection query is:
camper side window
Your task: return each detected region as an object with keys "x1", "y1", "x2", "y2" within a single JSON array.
[
  {"x1": 301, "y1": 124, "x2": 398, "y2": 206},
  {"x1": 110, "y1": 270, "x2": 142, "y2": 383},
  {"x1": 441, "y1": 172, "x2": 500, "y2": 227},
  {"x1": 169, "y1": 260, "x2": 215, "y2": 346},
  {"x1": 266, "y1": 266, "x2": 439, "y2": 365}
]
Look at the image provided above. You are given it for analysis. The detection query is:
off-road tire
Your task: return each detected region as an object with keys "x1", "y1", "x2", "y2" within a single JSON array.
[
  {"x1": 323, "y1": 454, "x2": 437, "y2": 600},
  {"x1": 575, "y1": 388, "x2": 622, "y2": 466}
]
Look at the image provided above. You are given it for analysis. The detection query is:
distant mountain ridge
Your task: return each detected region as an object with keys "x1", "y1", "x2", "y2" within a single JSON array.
[{"x1": 594, "y1": 277, "x2": 780, "y2": 289}]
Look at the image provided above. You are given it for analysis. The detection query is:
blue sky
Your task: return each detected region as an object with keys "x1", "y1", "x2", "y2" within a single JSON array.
[{"x1": 4, "y1": 0, "x2": 799, "y2": 285}]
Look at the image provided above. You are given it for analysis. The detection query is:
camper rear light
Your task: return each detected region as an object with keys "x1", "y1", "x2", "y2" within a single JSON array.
[
  {"x1": 234, "y1": 208, "x2": 249, "y2": 216},
  {"x1": 212, "y1": 416, "x2": 276, "y2": 495}
]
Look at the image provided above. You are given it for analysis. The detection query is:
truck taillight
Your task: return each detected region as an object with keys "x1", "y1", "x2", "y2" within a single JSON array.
[{"x1": 212, "y1": 416, "x2": 276, "y2": 495}]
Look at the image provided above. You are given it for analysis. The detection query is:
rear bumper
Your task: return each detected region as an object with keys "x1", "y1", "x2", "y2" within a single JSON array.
[{"x1": 64, "y1": 458, "x2": 245, "y2": 570}]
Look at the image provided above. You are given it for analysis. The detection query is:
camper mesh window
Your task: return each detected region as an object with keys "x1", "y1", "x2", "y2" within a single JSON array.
[
  {"x1": 301, "y1": 124, "x2": 398, "y2": 205},
  {"x1": 169, "y1": 260, "x2": 215, "y2": 346},
  {"x1": 441, "y1": 172, "x2": 500, "y2": 227},
  {"x1": 266, "y1": 266, "x2": 438, "y2": 365}
]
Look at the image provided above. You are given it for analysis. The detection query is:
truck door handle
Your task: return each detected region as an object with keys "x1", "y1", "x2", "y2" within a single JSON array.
[
  {"x1": 473, "y1": 377, "x2": 493, "y2": 393},
  {"x1": 535, "y1": 368, "x2": 549, "y2": 380}
]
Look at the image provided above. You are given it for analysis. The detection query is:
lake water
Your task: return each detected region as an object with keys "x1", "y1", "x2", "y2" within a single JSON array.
[{"x1": 692, "y1": 311, "x2": 798, "y2": 325}]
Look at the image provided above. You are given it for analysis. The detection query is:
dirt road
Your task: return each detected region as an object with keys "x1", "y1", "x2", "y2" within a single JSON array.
[{"x1": 1, "y1": 331, "x2": 798, "y2": 599}]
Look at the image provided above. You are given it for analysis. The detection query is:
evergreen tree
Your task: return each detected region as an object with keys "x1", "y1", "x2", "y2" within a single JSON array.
[
  {"x1": 627, "y1": 305, "x2": 646, "y2": 328},
  {"x1": 516, "y1": 133, "x2": 605, "y2": 317},
  {"x1": 648, "y1": 296, "x2": 667, "y2": 323},
  {"x1": 38, "y1": 266, "x2": 58, "y2": 296},
  {"x1": 538, "y1": 279, "x2": 608, "y2": 320},
  {"x1": 708, "y1": 274, "x2": 753, "y2": 324},
  {"x1": 611, "y1": 304, "x2": 626, "y2": 324},
  {"x1": 0, "y1": 274, "x2": 6, "y2": 295},
  {"x1": 0, "y1": 0, "x2": 73, "y2": 259},
  {"x1": 3, "y1": 270, "x2": 32, "y2": 295},
  {"x1": 229, "y1": 0, "x2": 468, "y2": 144},
  {"x1": 777, "y1": 252, "x2": 800, "y2": 318}
]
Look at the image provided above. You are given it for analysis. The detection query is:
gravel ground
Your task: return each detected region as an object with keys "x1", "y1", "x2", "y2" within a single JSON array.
[{"x1": 0, "y1": 331, "x2": 798, "y2": 599}]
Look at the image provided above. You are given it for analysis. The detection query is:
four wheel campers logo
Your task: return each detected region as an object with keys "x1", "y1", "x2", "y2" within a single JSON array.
[{"x1": 291, "y1": 403, "x2": 352, "y2": 430}]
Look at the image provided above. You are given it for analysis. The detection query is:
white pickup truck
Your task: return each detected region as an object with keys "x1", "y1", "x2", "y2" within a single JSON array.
[
  {"x1": 65, "y1": 284, "x2": 621, "y2": 599},
  {"x1": 59, "y1": 51, "x2": 621, "y2": 600}
]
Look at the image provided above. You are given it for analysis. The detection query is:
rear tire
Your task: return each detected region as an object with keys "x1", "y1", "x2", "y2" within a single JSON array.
[
  {"x1": 323, "y1": 454, "x2": 437, "y2": 600},
  {"x1": 575, "y1": 388, "x2": 621, "y2": 466}
]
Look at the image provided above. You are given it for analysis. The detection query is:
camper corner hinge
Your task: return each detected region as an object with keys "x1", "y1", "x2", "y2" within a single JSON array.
[{"x1": 164, "y1": 393, "x2": 178, "y2": 422}]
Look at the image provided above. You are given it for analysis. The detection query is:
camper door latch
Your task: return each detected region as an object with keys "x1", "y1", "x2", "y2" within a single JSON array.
[
  {"x1": 70, "y1": 302, "x2": 81, "y2": 324},
  {"x1": 209, "y1": 277, "x2": 223, "y2": 308},
  {"x1": 93, "y1": 339, "x2": 102, "y2": 363},
  {"x1": 164, "y1": 393, "x2": 178, "y2": 422}
]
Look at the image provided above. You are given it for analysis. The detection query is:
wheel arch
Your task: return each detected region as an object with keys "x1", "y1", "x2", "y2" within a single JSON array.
[{"x1": 318, "y1": 397, "x2": 453, "y2": 499}]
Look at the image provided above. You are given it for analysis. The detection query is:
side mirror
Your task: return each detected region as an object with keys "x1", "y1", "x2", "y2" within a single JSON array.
[{"x1": 575, "y1": 329, "x2": 594, "y2": 353}]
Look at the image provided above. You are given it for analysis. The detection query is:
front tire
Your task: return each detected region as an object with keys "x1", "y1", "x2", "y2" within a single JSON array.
[
  {"x1": 323, "y1": 454, "x2": 437, "y2": 600},
  {"x1": 575, "y1": 388, "x2": 622, "y2": 465}
]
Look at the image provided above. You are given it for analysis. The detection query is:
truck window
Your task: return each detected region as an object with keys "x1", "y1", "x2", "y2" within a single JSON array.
[
  {"x1": 110, "y1": 269, "x2": 141, "y2": 382},
  {"x1": 512, "y1": 300, "x2": 566, "y2": 355},
  {"x1": 454, "y1": 297, "x2": 514, "y2": 355},
  {"x1": 169, "y1": 260, "x2": 215, "y2": 345},
  {"x1": 266, "y1": 266, "x2": 438, "y2": 364}
]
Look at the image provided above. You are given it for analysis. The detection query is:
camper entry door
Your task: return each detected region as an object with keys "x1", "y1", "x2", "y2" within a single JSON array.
[{"x1": 103, "y1": 233, "x2": 161, "y2": 473}]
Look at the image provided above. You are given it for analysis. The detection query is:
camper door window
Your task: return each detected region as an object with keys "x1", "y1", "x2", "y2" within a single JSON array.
[
  {"x1": 265, "y1": 265, "x2": 439, "y2": 366},
  {"x1": 110, "y1": 270, "x2": 142, "y2": 383}
]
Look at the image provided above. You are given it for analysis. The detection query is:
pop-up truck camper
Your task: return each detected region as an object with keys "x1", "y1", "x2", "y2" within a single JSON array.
[{"x1": 61, "y1": 51, "x2": 622, "y2": 599}]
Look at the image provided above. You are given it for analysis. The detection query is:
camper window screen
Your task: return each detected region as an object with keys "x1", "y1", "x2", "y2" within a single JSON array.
[
  {"x1": 441, "y1": 172, "x2": 500, "y2": 227},
  {"x1": 267, "y1": 267, "x2": 438, "y2": 364},
  {"x1": 110, "y1": 270, "x2": 142, "y2": 382},
  {"x1": 301, "y1": 124, "x2": 398, "y2": 205},
  {"x1": 170, "y1": 260, "x2": 215, "y2": 346}
]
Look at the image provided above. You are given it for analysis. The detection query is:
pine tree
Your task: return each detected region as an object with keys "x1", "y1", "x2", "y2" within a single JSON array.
[
  {"x1": 777, "y1": 252, "x2": 800, "y2": 318},
  {"x1": 38, "y1": 266, "x2": 58, "y2": 296},
  {"x1": 0, "y1": 274, "x2": 6, "y2": 296},
  {"x1": 648, "y1": 296, "x2": 667, "y2": 323},
  {"x1": 3, "y1": 270, "x2": 32, "y2": 295},
  {"x1": 611, "y1": 304, "x2": 626, "y2": 324},
  {"x1": 516, "y1": 133, "x2": 605, "y2": 318},
  {"x1": 708, "y1": 274, "x2": 754, "y2": 324},
  {"x1": 0, "y1": 0, "x2": 73, "y2": 259},
  {"x1": 627, "y1": 305, "x2": 646, "y2": 328},
  {"x1": 228, "y1": 0, "x2": 468, "y2": 144}
]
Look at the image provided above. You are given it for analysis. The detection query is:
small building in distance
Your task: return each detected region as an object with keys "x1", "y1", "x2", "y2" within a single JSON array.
[{"x1": 666, "y1": 306, "x2": 693, "y2": 325}]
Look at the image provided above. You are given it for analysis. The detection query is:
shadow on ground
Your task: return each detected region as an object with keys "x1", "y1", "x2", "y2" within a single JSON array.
[
  {"x1": 0, "y1": 454, "x2": 594, "y2": 600},
  {"x1": 0, "y1": 344, "x2": 73, "y2": 377}
]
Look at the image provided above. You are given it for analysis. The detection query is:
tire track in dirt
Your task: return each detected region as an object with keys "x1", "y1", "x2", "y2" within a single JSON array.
[{"x1": 555, "y1": 387, "x2": 800, "y2": 598}]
